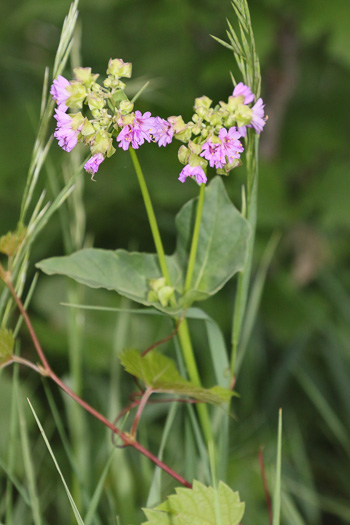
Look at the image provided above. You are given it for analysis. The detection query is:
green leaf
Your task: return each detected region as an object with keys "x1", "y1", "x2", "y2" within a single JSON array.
[
  {"x1": 142, "y1": 480, "x2": 244, "y2": 525},
  {"x1": 173, "y1": 176, "x2": 251, "y2": 307},
  {"x1": 37, "y1": 249, "x2": 183, "y2": 315},
  {"x1": 0, "y1": 224, "x2": 26, "y2": 256},
  {"x1": 120, "y1": 349, "x2": 235, "y2": 405},
  {"x1": 36, "y1": 177, "x2": 250, "y2": 313},
  {"x1": 0, "y1": 328, "x2": 14, "y2": 365}
]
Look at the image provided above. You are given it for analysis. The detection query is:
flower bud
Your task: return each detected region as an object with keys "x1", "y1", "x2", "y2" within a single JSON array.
[
  {"x1": 167, "y1": 115, "x2": 186, "y2": 134},
  {"x1": 235, "y1": 104, "x2": 253, "y2": 127},
  {"x1": 178, "y1": 145, "x2": 190, "y2": 165},
  {"x1": 107, "y1": 58, "x2": 132, "y2": 78},
  {"x1": 70, "y1": 112, "x2": 85, "y2": 131},
  {"x1": 73, "y1": 67, "x2": 99, "y2": 86},
  {"x1": 194, "y1": 95, "x2": 212, "y2": 111},
  {"x1": 86, "y1": 93, "x2": 105, "y2": 111},
  {"x1": 66, "y1": 81, "x2": 87, "y2": 109},
  {"x1": 188, "y1": 140, "x2": 202, "y2": 155},
  {"x1": 119, "y1": 99, "x2": 134, "y2": 114},
  {"x1": 188, "y1": 152, "x2": 207, "y2": 170},
  {"x1": 81, "y1": 118, "x2": 95, "y2": 136},
  {"x1": 91, "y1": 130, "x2": 113, "y2": 155}
]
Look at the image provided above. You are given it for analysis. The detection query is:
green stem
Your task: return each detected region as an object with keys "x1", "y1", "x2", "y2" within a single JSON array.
[
  {"x1": 130, "y1": 152, "x2": 215, "y2": 470},
  {"x1": 231, "y1": 133, "x2": 259, "y2": 378},
  {"x1": 129, "y1": 148, "x2": 171, "y2": 285},
  {"x1": 184, "y1": 183, "x2": 206, "y2": 292},
  {"x1": 177, "y1": 319, "x2": 214, "y2": 446}
]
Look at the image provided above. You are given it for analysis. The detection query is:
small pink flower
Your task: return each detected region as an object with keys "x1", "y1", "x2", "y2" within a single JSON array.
[
  {"x1": 50, "y1": 75, "x2": 70, "y2": 111},
  {"x1": 178, "y1": 164, "x2": 207, "y2": 184},
  {"x1": 84, "y1": 154, "x2": 105, "y2": 180},
  {"x1": 232, "y1": 82, "x2": 255, "y2": 104}
]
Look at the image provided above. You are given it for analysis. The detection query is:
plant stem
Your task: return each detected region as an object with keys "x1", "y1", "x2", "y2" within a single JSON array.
[
  {"x1": 129, "y1": 148, "x2": 172, "y2": 286},
  {"x1": 6, "y1": 278, "x2": 192, "y2": 489},
  {"x1": 130, "y1": 155, "x2": 215, "y2": 468},
  {"x1": 177, "y1": 319, "x2": 214, "y2": 446},
  {"x1": 230, "y1": 133, "x2": 258, "y2": 378},
  {"x1": 184, "y1": 183, "x2": 206, "y2": 292}
]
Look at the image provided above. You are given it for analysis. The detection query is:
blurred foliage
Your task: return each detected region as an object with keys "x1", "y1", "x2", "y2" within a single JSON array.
[{"x1": 1, "y1": 0, "x2": 350, "y2": 524}]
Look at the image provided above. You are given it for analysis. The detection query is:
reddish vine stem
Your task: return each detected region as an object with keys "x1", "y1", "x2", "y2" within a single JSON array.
[
  {"x1": 5, "y1": 277, "x2": 192, "y2": 489},
  {"x1": 141, "y1": 314, "x2": 185, "y2": 357},
  {"x1": 258, "y1": 446, "x2": 273, "y2": 525}
]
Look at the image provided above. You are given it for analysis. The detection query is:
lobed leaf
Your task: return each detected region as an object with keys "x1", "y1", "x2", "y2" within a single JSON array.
[
  {"x1": 142, "y1": 480, "x2": 245, "y2": 525},
  {"x1": 120, "y1": 349, "x2": 235, "y2": 405}
]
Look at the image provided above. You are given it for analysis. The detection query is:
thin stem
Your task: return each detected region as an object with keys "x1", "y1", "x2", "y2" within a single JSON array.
[
  {"x1": 129, "y1": 147, "x2": 172, "y2": 286},
  {"x1": 259, "y1": 446, "x2": 273, "y2": 525},
  {"x1": 130, "y1": 387, "x2": 153, "y2": 437},
  {"x1": 184, "y1": 183, "x2": 206, "y2": 292},
  {"x1": 230, "y1": 133, "x2": 259, "y2": 378},
  {"x1": 5, "y1": 278, "x2": 192, "y2": 489},
  {"x1": 177, "y1": 319, "x2": 214, "y2": 447}
]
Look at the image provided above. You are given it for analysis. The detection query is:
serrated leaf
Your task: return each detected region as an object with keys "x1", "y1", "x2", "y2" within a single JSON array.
[
  {"x1": 0, "y1": 225, "x2": 26, "y2": 256},
  {"x1": 120, "y1": 349, "x2": 235, "y2": 405},
  {"x1": 0, "y1": 328, "x2": 14, "y2": 364},
  {"x1": 142, "y1": 480, "x2": 245, "y2": 525},
  {"x1": 36, "y1": 177, "x2": 250, "y2": 313}
]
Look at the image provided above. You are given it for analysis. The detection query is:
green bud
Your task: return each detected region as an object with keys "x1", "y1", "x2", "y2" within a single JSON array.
[
  {"x1": 147, "y1": 290, "x2": 159, "y2": 303},
  {"x1": 119, "y1": 99, "x2": 134, "y2": 114},
  {"x1": 216, "y1": 158, "x2": 242, "y2": 175},
  {"x1": 149, "y1": 277, "x2": 166, "y2": 292},
  {"x1": 227, "y1": 95, "x2": 244, "y2": 110},
  {"x1": 91, "y1": 130, "x2": 113, "y2": 155},
  {"x1": 189, "y1": 153, "x2": 207, "y2": 170},
  {"x1": 106, "y1": 142, "x2": 116, "y2": 158},
  {"x1": 107, "y1": 58, "x2": 132, "y2": 78},
  {"x1": 208, "y1": 110, "x2": 222, "y2": 126},
  {"x1": 174, "y1": 127, "x2": 192, "y2": 143},
  {"x1": 71, "y1": 112, "x2": 85, "y2": 131},
  {"x1": 178, "y1": 145, "x2": 190, "y2": 165},
  {"x1": 66, "y1": 81, "x2": 87, "y2": 109},
  {"x1": 104, "y1": 77, "x2": 112, "y2": 88},
  {"x1": 158, "y1": 286, "x2": 175, "y2": 307},
  {"x1": 235, "y1": 104, "x2": 253, "y2": 127},
  {"x1": 73, "y1": 67, "x2": 99, "y2": 86},
  {"x1": 168, "y1": 115, "x2": 186, "y2": 134},
  {"x1": 86, "y1": 93, "x2": 105, "y2": 111},
  {"x1": 81, "y1": 118, "x2": 95, "y2": 136},
  {"x1": 194, "y1": 95, "x2": 212, "y2": 111},
  {"x1": 188, "y1": 140, "x2": 202, "y2": 155}
]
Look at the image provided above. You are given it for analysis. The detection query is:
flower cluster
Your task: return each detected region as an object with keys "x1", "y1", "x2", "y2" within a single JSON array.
[
  {"x1": 51, "y1": 59, "x2": 174, "y2": 179},
  {"x1": 171, "y1": 82, "x2": 266, "y2": 183},
  {"x1": 50, "y1": 59, "x2": 266, "y2": 184}
]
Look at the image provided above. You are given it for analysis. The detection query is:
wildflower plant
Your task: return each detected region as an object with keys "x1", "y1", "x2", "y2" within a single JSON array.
[{"x1": 0, "y1": 1, "x2": 282, "y2": 524}]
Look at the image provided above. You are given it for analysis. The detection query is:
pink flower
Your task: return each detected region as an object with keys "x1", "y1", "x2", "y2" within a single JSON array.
[
  {"x1": 50, "y1": 75, "x2": 70, "y2": 111},
  {"x1": 218, "y1": 127, "x2": 244, "y2": 163},
  {"x1": 201, "y1": 127, "x2": 244, "y2": 169},
  {"x1": 54, "y1": 109, "x2": 80, "y2": 152},
  {"x1": 250, "y1": 98, "x2": 266, "y2": 134},
  {"x1": 232, "y1": 82, "x2": 255, "y2": 104},
  {"x1": 150, "y1": 117, "x2": 174, "y2": 147},
  {"x1": 84, "y1": 154, "x2": 104, "y2": 179},
  {"x1": 178, "y1": 164, "x2": 207, "y2": 184},
  {"x1": 116, "y1": 124, "x2": 146, "y2": 150}
]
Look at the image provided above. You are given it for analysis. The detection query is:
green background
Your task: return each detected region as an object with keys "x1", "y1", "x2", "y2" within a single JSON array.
[{"x1": 1, "y1": 0, "x2": 350, "y2": 524}]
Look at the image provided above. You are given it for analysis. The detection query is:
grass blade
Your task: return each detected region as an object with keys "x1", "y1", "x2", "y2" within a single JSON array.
[
  {"x1": 272, "y1": 408, "x2": 282, "y2": 525},
  {"x1": 27, "y1": 398, "x2": 85, "y2": 525}
]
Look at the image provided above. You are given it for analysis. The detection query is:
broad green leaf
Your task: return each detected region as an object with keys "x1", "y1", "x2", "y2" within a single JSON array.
[
  {"x1": 120, "y1": 349, "x2": 235, "y2": 405},
  {"x1": 174, "y1": 176, "x2": 251, "y2": 307},
  {"x1": 142, "y1": 480, "x2": 244, "y2": 525},
  {"x1": 37, "y1": 177, "x2": 250, "y2": 313},
  {"x1": 0, "y1": 328, "x2": 14, "y2": 365},
  {"x1": 37, "y1": 249, "x2": 183, "y2": 315}
]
